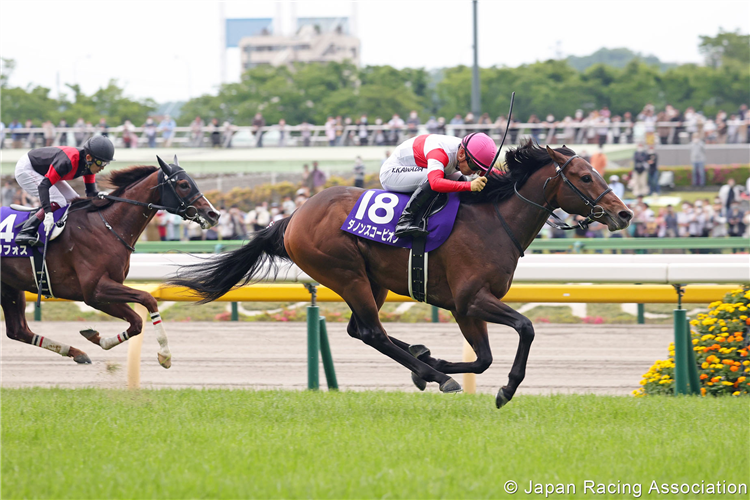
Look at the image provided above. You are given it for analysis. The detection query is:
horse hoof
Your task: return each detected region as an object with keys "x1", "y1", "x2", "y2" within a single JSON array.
[
  {"x1": 439, "y1": 378, "x2": 462, "y2": 393},
  {"x1": 495, "y1": 388, "x2": 511, "y2": 409},
  {"x1": 158, "y1": 353, "x2": 172, "y2": 369},
  {"x1": 411, "y1": 372, "x2": 427, "y2": 391},
  {"x1": 79, "y1": 328, "x2": 98, "y2": 340},
  {"x1": 409, "y1": 344, "x2": 431, "y2": 360},
  {"x1": 73, "y1": 353, "x2": 92, "y2": 364}
]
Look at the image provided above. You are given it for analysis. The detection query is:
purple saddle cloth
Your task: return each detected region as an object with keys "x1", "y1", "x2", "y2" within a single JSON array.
[
  {"x1": 0, "y1": 206, "x2": 67, "y2": 258},
  {"x1": 341, "y1": 189, "x2": 460, "y2": 252}
]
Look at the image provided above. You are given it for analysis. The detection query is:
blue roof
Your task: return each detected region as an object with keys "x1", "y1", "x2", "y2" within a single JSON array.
[{"x1": 225, "y1": 18, "x2": 273, "y2": 48}]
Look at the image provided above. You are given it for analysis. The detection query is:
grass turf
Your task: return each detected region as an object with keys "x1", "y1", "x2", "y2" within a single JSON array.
[{"x1": 1, "y1": 390, "x2": 747, "y2": 499}]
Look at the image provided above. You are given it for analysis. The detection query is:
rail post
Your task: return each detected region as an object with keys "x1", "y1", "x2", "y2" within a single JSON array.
[
  {"x1": 431, "y1": 306, "x2": 439, "y2": 323},
  {"x1": 34, "y1": 303, "x2": 41, "y2": 321},
  {"x1": 305, "y1": 284, "x2": 320, "y2": 390},
  {"x1": 319, "y1": 317, "x2": 338, "y2": 390},
  {"x1": 231, "y1": 302, "x2": 239, "y2": 321},
  {"x1": 636, "y1": 283, "x2": 645, "y2": 324},
  {"x1": 672, "y1": 284, "x2": 698, "y2": 395}
]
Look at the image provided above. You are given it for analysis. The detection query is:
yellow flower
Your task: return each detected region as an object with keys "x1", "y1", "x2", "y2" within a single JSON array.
[
  {"x1": 692, "y1": 338, "x2": 699, "y2": 344},
  {"x1": 701, "y1": 362, "x2": 709, "y2": 369},
  {"x1": 639, "y1": 379, "x2": 647, "y2": 386},
  {"x1": 739, "y1": 306, "x2": 747, "y2": 312},
  {"x1": 732, "y1": 391, "x2": 740, "y2": 396},
  {"x1": 721, "y1": 381, "x2": 734, "y2": 386},
  {"x1": 744, "y1": 361, "x2": 750, "y2": 366},
  {"x1": 721, "y1": 327, "x2": 728, "y2": 332}
]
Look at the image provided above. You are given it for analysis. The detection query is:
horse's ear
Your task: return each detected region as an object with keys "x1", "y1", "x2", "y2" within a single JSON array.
[
  {"x1": 545, "y1": 145, "x2": 565, "y2": 165},
  {"x1": 172, "y1": 155, "x2": 180, "y2": 167},
  {"x1": 156, "y1": 155, "x2": 172, "y2": 174}
]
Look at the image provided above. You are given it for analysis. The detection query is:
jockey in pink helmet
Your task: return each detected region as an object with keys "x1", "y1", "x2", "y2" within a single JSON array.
[{"x1": 380, "y1": 132, "x2": 496, "y2": 237}]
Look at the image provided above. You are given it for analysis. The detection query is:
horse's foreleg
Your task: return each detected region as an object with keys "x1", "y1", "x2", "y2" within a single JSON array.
[
  {"x1": 1, "y1": 283, "x2": 91, "y2": 364},
  {"x1": 83, "y1": 278, "x2": 171, "y2": 368},
  {"x1": 460, "y1": 287, "x2": 535, "y2": 408}
]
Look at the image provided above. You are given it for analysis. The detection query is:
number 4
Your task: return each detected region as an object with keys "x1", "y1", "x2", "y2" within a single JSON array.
[{"x1": 0, "y1": 214, "x2": 17, "y2": 243}]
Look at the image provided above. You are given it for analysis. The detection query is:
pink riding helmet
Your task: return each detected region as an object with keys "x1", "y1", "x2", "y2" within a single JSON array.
[{"x1": 461, "y1": 132, "x2": 498, "y2": 176}]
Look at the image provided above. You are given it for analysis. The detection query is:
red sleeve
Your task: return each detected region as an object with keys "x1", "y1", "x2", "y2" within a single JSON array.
[
  {"x1": 427, "y1": 170, "x2": 472, "y2": 193},
  {"x1": 426, "y1": 149, "x2": 449, "y2": 167},
  {"x1": 83, "y1": 174, "x2": 96, "y2": 184},
  {"x1": 45, "y1": 165, "x2": 62, "y2": 185}
]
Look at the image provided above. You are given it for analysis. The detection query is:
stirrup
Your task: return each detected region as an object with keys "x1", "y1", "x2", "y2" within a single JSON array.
[
  {"x1": 395, "y1": 219, "x2": 429, "y2": 237},
  {"x1": 16, "y1": 233, "x2": 42, "y2": 247}
]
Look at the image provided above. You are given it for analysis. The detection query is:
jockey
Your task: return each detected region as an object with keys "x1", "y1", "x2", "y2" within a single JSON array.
[
  {"x1": 380, "y1": 132, "x2": 496, "y2": 237},
  {"x1": 14, "y1": 135, "x2": 115, "y2": 246}
]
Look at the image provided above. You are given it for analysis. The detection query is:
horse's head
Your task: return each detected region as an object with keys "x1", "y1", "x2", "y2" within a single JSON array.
[
  {"x1": 544, "y1": 146, "x2": 633, "y2": 231},
  {"x1": 156, "y1": 155, "x2": 220, "y2": 229}
]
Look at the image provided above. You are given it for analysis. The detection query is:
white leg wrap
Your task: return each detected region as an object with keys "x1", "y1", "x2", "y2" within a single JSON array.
[
  {"x1": 31, "y1": 335, "x2": 71, "y2": 357},
  {"x1": 151, "y1": 312, "x2": 171, "y2": 357},
  {"x1": 99, "y1": 332, "x2": 130, "y2": 350}
]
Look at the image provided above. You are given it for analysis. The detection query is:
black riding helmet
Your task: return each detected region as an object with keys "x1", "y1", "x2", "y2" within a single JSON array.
[{"x1": 83, "y1": 135, "x2": 116, "y2": 163}]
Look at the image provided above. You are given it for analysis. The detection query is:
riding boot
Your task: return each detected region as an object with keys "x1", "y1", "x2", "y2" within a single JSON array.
[
  {"x1": 15, "y1": 210, "x2": 44, "y2": 247},
  {"x1": 394, "y1": 180, "x2": 439, "y2": 237}
]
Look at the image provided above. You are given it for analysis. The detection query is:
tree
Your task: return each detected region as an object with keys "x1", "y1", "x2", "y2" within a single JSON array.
[{"x1": 699, "y1": 29, "x2": 750, "y2": 69}]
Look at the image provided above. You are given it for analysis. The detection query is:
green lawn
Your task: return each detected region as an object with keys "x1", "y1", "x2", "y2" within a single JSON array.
[{"x1": 1, "y1": 390, "x2": 747, "y2": 499}]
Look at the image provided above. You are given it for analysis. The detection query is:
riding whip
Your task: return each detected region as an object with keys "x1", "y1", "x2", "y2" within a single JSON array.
[{"x1": 484, "y1": 91, "x2": 515, "y2": 176}]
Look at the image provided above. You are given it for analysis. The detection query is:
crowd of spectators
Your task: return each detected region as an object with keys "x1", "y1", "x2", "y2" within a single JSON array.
[{"x1": 2, "y1": 102, "x2": 749, "y2": 150}]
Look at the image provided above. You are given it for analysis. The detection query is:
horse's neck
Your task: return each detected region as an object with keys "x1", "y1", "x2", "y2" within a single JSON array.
[
  {"x1": 498, "y1": 166, "x2": 559, "y2": 252},
  {"x1": 100, "y1": 173, "x2": 161, "y2": 247}
]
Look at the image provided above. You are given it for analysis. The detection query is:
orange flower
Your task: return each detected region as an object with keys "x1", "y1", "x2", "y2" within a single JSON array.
[
  {"x1": 700, "y1": 374, "x2": 709, "y2": 380},
  {"x1": 711, "y1": 376, "x2": 721, "y2": 383},
  {"x1": 701, "y1": 387, "x2": 707, "y2": 396},
  {"x1": 746, "y1": 318, "x2": 750, "y2": 325},
  {"x1": 731, "y1": 366, "x2": 739, "y2": 372},
  {"x1": 723, "y1": 359, "x2": 735, "y2": 365},
  {"x1": 727, "y1": 337, "x2": 735, "y2": 342},
  {"x1": 717, "y1": 337, "x2": 726, "y2": 343}
]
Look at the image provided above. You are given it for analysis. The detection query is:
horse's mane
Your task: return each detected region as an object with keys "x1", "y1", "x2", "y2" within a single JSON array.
[
  {"x1": 71, "y1": 165, "x2": 158, "y2": 212},
  {"x1": 460, "y1": 139, "x2": 576, "y2": 205}
]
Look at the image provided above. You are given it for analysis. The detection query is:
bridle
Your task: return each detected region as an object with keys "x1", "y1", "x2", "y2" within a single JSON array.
[{"x1": 513, "y1": 154, "x2": 612, "y2": 231}]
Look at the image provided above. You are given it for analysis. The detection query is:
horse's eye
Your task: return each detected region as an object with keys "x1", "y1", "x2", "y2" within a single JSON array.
[{"x1": 581, "y1": 175, "x2": 592, "y2": 183}]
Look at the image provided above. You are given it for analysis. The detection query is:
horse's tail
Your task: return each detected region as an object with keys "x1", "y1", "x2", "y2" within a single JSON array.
[{"x1": 168, "y1": 217, "x2": 292, "y2": 304}]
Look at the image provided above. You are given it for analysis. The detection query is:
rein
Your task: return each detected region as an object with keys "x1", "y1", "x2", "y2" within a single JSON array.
[{"x1": 513, "y1": 155, "x2": 611, "y2": 231}]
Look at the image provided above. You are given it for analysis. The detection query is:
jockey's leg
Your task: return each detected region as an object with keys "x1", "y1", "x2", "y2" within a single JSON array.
[
  {"x1": 15, "y1": 202, "x2": 61, "y2": 247},
  {"x1": 394, "y1": 179, "x2": 439, "y2": 237},
  {"x1": 1, "y1": 283, "x2": 91, "y2": 363},
  {"x1": 82, "y1": 277, "x2": 171, "y2": 368}
]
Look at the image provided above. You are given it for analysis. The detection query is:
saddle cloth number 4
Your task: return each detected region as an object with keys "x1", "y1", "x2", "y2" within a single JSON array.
[
  {"x1": 0, "y1": 213, "x2": 17, "y2": 243},
  {"x1": 354, "y1": 191, "x2": 400, "y2": 225}
]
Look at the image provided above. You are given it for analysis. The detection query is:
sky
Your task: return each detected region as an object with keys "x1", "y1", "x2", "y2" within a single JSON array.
[{"x1": 1, "y1": 0, "x2": 748, "y2": 104}]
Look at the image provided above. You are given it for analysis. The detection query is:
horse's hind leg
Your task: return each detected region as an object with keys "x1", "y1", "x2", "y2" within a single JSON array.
[
  {"x1": 341, "y1": 279, "x2": 461, "y2": 392},
  {"x1": 1, "y1": 284, "x2": 91, "y2": 364}
]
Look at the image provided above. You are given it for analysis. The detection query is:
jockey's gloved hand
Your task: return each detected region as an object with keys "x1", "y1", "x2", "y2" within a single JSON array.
[
  {"x1": 43, "y1": 212, "x2": 55, "y2": 234},
  {"x1": 97, "y1": 192, "x2": 108, "y2": 198},
  {"x1": 471, "y1": 176, "x2": 488, "y2": 192}
]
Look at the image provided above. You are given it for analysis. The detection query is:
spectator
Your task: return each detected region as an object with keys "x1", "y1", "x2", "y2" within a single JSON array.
[
  {"x1": 622, "y1": 111, "x2": 634, "y2": 144},
  {"x1": 281, "y1": 195, "x2": 296, "y2": 216},
  {"x1": 252, "y1": 113, "x2": 265, "y2": 147},
  {"x1": 436, "y1": 117, "x2": 446, "y2": 135},
  {"x1": 155, "y1": 210, "x2": 168, "y2": 241},
  {"x1": 353, "y1": 156, "x2": 366, "y2": 188},
  {"x1": 294, "y1": 188, "x2": 308, "y2": 209},
  {"x1": 425, "y1": 116, "x2": 439, "y2": 135},
  {"x1": 73, "y1": 118, "x2": 86, "y2": 147},
  {"x1": 209, "y1": 118, "x2": 221, "y2": 148},
  {"x1": 311, "y1": 161, "x2": 327, "y2": 194},
  {"x1": 544, "y1": 114, "x2": 556, "y2": 144},
  {"x1": 2, "y1": 181, "x2": 15, "y2": 206},
  {"x1": 143, "y1": 117, "x2": 157, "y2": 148},
  {"x1": 690, "y1": 133, "x2": 706, "y2": 187},
  {"x1": 478, "y1": 113, "x2": 492, "y2": 135},
  {"x1": 611, "y1": 115, "x2": 622, "y2": 144},
  {"x1": 373, "y1": 117, "x2": 386, "y2": 146},
  {"x1": 186, "y1": 218, "x2": 204, "y2": 241},
  {"x1": 664, "y1": 205, "x2": 678, "y2": 237},
  {"x1": 590, "y1": 146, "x2": 607, "y2": 177},
  {"x1": 0, "y1": 120, "x2": 5, "y2": 149},
  {"x1": 270, "y1": 203, "x2": 284, "y2": 223},
  {"x1": 23, "y1": 119, "x2": 35, "y2": 148},
  {"x1": 387, "y1": 114, "x2": 404, "y2": 146},
  {"x1": 689, "y1": 200, "x2": 708, "y2": 239},
  {"x1": 190, "y1": 116, "x2": 204, "y2": 147},
  {"x1": 727, "y1": 114, "x2": 742, "y2": 144},
  {"x1": 42, "y1": 120, "x2": 55, "y2": 147},
  {"x1": 158, "y1": 114, "x2": 176, "y2": 147},
  {"x1": 646, "y1": 146, "x2": 659, "y2": 195},
  {"x1": 608, "y1": 174, "x2": 624, "y2": 199},
  {"x1": 97, "y1": 118, "x2": 109, "y2": 138},
  {"x1": 464, "y1": 112, "x2": 475, "y2": 134},
  {"x1": 656, "y1": 110, "x2": 670, "y2": 145},
  {"x1": 278, "y1": 118, "x2": 287, "y2": 147},
  {"x1": 122, "y1": 120, "x2": 138, "y2": 148},
  {"x1": 726, "y1": 201, "x2": 746, "y2": 238},
  {"x1": 342, "y1": 116, "x2": 354, "y2": 146},
  {"x1": 718, "y1": 178, "x2": 742, "y2": 216},
  {"x1": 334, "y1": 116, "x2": 344, "y2": 145},
  {"x1": 57, "y1": 119, "x2": 68, "y2": 146},
  {"x1": 166, "y1": 212, "x2": 183, "y2": 241},
  {"x1": 596, "y1": 111, "x2": 610, "y2": 147},
  {"x1": 630, "y1": 144, "x2": 650, "y2": 197},
  {"x1": 357, "y1": 115, "x2": 368, "y2": 146},
  {"x1": 325, "y1": 116, "x2": 336, "y2": 147},
  {"x1": 255, "y1": 202, "x2": 271, "y2": 230},
  {"x1": 222, "y1": 121, "x2": 236, "y2": 148},
  {"x1": 300, "y1": 121, "x2": 311, "y2": 147},
  {"x1": 709, "y1": 200, "x2": 727, "y2": 238},
  {"x1": 449, "y1": 114, "x2": 464, "y2": 137},
  {"x1": 406, "y1": 111, "x2": 420, "y2": 138}
]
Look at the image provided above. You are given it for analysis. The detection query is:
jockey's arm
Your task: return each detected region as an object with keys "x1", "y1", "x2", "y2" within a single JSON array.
[
  {"x1": 426, "y1": 159, "x2": 471, "y2": 193},
  {"x1": 84, "y1": 174, "x2": 97, "y2": 197},
  {"x1": 37, "y1": 177, "x2": 54, "y2": 213}
]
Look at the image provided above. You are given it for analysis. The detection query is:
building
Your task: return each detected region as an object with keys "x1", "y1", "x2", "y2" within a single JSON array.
[{"x1": 238, "y1": 17, "x2": 360, "y2": 70}]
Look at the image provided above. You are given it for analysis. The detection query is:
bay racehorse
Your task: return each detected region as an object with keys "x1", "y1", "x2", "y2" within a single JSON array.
[
  {"x1": 169, "y1": 141, "x2": 632, "y2": 407},
  {"x1": 1, "y1": 156, "x2": 219, "y2": 367}
]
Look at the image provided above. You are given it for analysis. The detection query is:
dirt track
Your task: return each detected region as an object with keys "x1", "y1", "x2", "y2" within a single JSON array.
[{"x1": 1, "y1": 321, "x2": 672, "y2": 395}]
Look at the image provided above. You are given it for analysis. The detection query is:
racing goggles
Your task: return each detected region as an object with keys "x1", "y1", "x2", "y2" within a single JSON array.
[{"x1": 93, "y1": 158, "x2": 109, "y2": 168}]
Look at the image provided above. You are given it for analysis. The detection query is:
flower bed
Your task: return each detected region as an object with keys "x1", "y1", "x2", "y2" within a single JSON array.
[{"x1": 634, "y1": 288, "x2": 750, "y2": 397}]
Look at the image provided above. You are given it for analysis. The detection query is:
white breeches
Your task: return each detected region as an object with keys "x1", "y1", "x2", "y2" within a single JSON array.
[{"x1": 15, "y1": 154, "x2": 77, "y2": 207}]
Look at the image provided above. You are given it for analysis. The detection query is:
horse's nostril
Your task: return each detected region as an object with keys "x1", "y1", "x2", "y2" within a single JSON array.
[
  {"x1": 619, "y1": 210, "x2": 633, "y2": 221},
  {"x1": 208, "y1": 210, "x2": 219, "y2": 220}
]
